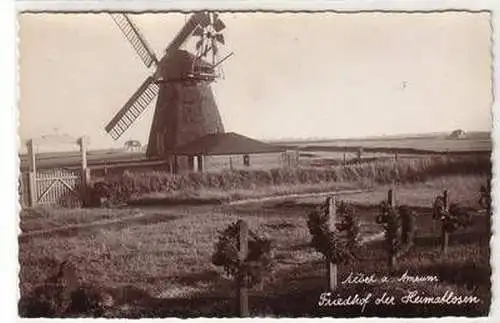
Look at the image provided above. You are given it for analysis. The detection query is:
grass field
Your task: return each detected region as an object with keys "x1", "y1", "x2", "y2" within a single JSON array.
[
  {"x1": 19, "y1": 132, "x2": 491, "y2": 171},
  {"x1": 276, "y1": 131, "x2": 492, "y2": 152},
  {"x1": 17, "y1": 132, "x2": 492, "y2": 317},
  {"x1": 19, "y1": 172, "x2": 490, "y2": 317}
]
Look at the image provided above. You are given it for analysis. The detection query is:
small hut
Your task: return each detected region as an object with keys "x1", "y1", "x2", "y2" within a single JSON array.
[
  {"x1": 171, "y1": 132, "x2": 296, "y2": 173},
  {"x1": 124, "y1": 140, "x2": 142, "y2": 152}
]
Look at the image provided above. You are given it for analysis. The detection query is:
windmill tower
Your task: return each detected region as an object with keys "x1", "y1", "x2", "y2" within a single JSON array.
[{"x1": 105, "y1": 12, "x2": 231, "y2": 171}]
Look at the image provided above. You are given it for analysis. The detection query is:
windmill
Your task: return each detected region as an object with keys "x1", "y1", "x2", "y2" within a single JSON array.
[{"x1": 104, "y1": 12, "x2": 231, "y2": 171}]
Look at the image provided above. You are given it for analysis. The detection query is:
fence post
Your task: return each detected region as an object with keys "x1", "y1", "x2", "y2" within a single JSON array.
[
  {"x1": 357, "y1": 147, "x2": 363, "y2": 162},
  {"x1": 237, "y1": 220, "x2": 249, "y2": 317},
  {"x1": 27, "y1": 139, "x2": 37, "y2": 207},
  {"x1": 79, "y1": 137, "x2": 90, "y2": 206},
  {"x1": 486, "y1": 180, "x2": 492, "y2": 231},
  {"x1": 199, "y1": 155, "x2": 205, "y2": 172},
  {"x1": 441, "y1": 190, "x2": 449, "y2": 256},
  {"x1": 486, "y1": 180, "x2": 491, "y2": 215},
  {"x1": 388, "y1": 189, "x2": 395, "y2": 208},
  {"x1": 387, "y1": 189, "x2": 396, "y2": 268},
  {"x1": 327, "y1": 196, "x2": 338, "y2": 291}
]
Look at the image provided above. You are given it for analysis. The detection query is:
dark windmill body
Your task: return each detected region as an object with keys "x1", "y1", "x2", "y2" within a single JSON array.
[{"x1": 105, "y1": 13, "x2": 231, "y2": 172}]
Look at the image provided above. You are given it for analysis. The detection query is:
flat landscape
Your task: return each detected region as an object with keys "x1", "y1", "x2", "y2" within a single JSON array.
[
  {"x1": 275, "y1": 132, "x2": 492, "y2": 152},
  {"x1": 19, "y1": 175, "x2": 490, "y2": 317},
  {"x1": 19, "y1": 132, "x2": 491, "y2": 171},
  {"x1": 18, "y1": 134, "x2": 492, "y2": 317}
]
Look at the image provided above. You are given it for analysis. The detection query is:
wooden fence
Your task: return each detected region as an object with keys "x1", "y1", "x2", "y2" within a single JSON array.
[
  {"x1": 20, "y1": 136, "x2": 90, "y2": 208},
  {"x1": 31, "y1": 168, "x2": 83, "y2": 207}
]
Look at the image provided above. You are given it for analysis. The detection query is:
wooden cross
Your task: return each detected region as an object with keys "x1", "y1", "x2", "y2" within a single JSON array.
[
  {"x1": 237, "y1": 220, "x2": 249, "y2": 317},
  {"x1": 441, "y1": 190, "x2": 449, "y2": 256},
  {"x1": 327, "y1": 196, "x2": 337, "y2": 291}
]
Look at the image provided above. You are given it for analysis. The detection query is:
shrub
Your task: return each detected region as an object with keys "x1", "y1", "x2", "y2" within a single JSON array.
[
  {"x1": 212, "y1": 221, "x2": 273, "y2": 287},
  {"x1": 432, "y1": 195, "x2": 472, "y2": 232}
]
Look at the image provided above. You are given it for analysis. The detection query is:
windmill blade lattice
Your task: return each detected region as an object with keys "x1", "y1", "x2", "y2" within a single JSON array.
[
  {"x1": 105, "y1": 76, "x2": 159, "y2": 140},
  {"x1": 110, "y1": 13, "x2": 158, "y2": 68}
]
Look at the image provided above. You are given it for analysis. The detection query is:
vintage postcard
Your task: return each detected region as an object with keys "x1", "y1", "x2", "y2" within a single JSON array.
[{"x1": 14, "y1": 1, "x2": 496, "y2": 320}]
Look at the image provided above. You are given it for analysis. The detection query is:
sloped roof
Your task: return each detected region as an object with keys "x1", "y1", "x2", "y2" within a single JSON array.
[
  {"x1": 172, "y1": 132, "x2": 286, "y2": 156},
  {"x1": 160, "y1": 50, "x2": 214, "y2": 80}
]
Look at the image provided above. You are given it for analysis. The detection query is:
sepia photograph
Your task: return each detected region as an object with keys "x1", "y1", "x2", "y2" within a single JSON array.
[{"x1": 16, "y1": 8, "x2": 493, "y2": 318}]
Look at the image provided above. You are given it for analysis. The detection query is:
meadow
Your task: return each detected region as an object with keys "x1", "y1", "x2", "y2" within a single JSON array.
[
  {"x1": 276, "y1": 131, "x2": 492, "y2": 153},
  {"x1": 19, "y1": 132, "x2": 491, "y2": 171},
  {"x1": 18, "y1": 149, "x2": 492, "y2": 317}
]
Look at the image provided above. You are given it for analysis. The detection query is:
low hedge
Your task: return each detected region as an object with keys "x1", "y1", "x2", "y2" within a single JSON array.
[{"x1": 88, "y1": 155, "x2": 491, "y2": 206}]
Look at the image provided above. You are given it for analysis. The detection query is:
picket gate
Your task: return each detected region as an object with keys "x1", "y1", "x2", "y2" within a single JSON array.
[{"x1": 21, "y1": 136, "x2": 90, "y2": 208}]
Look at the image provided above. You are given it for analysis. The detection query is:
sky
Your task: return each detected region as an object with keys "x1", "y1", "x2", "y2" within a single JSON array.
[{"x1": 18, "y1": 11, "x2": 492, "y2": 151}]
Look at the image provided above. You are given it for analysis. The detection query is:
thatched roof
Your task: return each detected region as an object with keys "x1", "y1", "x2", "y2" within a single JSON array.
[{"x1": 172, "y1": 132, "x2": 285, "y2": 156}]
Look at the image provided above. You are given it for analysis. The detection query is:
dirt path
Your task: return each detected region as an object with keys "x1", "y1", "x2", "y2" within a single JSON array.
[
  {"x1": 228, "y1": 188, "x2": 374, "y2": 206},
  {"x1": 20, "y1": 188, "x2": 375, "y2": 241},
  {"x1": 19, "y1": 211, "x2": 181, "y2": 241}
]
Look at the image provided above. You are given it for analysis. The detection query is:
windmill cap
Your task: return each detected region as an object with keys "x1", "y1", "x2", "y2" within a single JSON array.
[{"x1": 159, "y1": 50, "x2": 213, "y2": 79}]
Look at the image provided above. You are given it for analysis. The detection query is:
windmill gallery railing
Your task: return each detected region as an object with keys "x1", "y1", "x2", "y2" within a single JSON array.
[{"x1": 20, "y1": 136, "x2": 90, "y2": 208}]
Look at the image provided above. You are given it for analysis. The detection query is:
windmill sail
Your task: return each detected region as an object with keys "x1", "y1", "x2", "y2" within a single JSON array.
[
  {"x1": 212, "y1": 14, "x2": 226, "y2": 32},
  {"x1": 110, "y1": 13, "x2": 158, "y2": 68},
  {"x1": 105, "y1": 76, "x2": 159, "y2": 140},
  {"x1": 164, "y1": 12, "x2": 209, "y2": 56},
  {"x1": 105, "y1": 11, "x2": 231, "y2": 171}
]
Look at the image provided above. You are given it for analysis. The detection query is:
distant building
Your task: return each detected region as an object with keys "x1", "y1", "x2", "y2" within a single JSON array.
[
  {"x1": 448, "y1": 129, "x2": 467, "y2": 139},
  {"x1": 170, "y1": 132, "x2": 298, "y2": 173}
]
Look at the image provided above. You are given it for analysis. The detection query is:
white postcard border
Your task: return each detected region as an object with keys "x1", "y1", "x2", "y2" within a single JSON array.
[{"x1": 3, "y1": 0, "x2": 499, "y2": 322}]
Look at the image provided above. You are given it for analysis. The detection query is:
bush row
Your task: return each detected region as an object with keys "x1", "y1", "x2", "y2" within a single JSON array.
[{"x1": 89, "y1": 155, "x2": 491, "y2": 205}]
